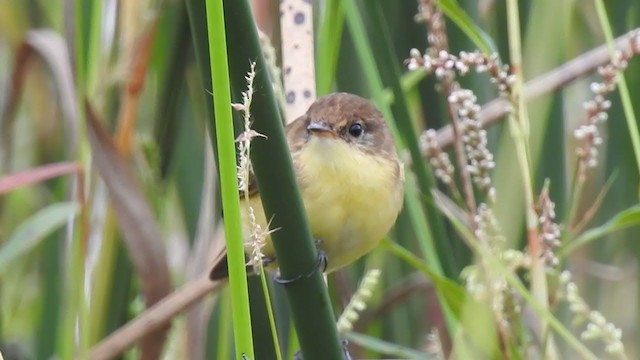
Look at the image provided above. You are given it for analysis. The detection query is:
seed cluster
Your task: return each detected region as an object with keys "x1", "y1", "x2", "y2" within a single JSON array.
[
  {"x1": 575, "y1": 32, "x2": 640, "y2": 177},
  {"x1": 559, "y1": 271, "x2": 626, "y2": 358},
  {"x1": 414, "y1": 0, "x2": 448, "y2": 51},
  {"x1": 336, "y1": 269, "x2": 381, "y2": 334},
  {"x1": 535, "y1": 188, "x2": 561, "y2": 268},
  {"x1": 407, "y1": 49, "x2": 516, "y2": 97},
  {"x1": 449, "y1": 89, "x2": 496, "y2": 199},
  {"x1": 421, "y1": 129, "x2": 455, "y2": 186}
]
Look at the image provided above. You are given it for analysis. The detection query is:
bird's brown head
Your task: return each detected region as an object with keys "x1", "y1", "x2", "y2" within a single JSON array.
[{"x1": 288, "y1": 92, "x2": 396, "y2": 159}]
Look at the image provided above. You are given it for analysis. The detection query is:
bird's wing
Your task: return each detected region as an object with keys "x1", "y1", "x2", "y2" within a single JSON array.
[{"x1": 239, "y1": 113, "x2": 308, "y2": 198}]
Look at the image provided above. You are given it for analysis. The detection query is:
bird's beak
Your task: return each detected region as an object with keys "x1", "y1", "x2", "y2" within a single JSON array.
[{"x1": 307, "y1": 121, "x2": 337, "y2": 138}]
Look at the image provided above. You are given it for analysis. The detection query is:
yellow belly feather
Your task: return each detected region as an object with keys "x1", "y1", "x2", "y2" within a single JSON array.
[{"x1": 242, "y1": 136, "x2": 404, "y2": 272}]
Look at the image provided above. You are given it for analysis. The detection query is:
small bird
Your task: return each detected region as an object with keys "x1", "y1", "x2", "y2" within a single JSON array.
[{"x1": 210, "y1": 92, "x2": 404, "y2": 279}]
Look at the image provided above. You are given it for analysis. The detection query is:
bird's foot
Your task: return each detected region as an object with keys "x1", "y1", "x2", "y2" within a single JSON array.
[
  {"x1": 272, "y1": 239, "x2": 327, "y2": 285},
  {"x1": 261, "y1": 255, "x2": 277, "y2": 267}
]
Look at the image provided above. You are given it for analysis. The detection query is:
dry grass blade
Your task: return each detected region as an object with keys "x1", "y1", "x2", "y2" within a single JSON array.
[
  {"x1": 87, "y1": 274, "x2": 224, "y2": 360},
  {"x1": 115, "y1": 22, "x2": 157, "y2": 156},
  {"x1": 432, "y1": 28, "x2": 640, "y2": 151},
  {"x1": 1, "y1": 30, "x2": 78, "y2": 171},
  {"x1": 570, "y1": 174, "x2": 617, "y2": 235},
  {"x1": 1, "y1": 42, "x2": 31, "y2": 170},
  {"x1": 0, "y1": 162, "x2": 81, "y2": 194},
  {"x1": 431, "y1": 188, "x2": 472, "y2": 230},
  {"x1": 85, "y1": 101, "x2": 172, "y2": 359}
]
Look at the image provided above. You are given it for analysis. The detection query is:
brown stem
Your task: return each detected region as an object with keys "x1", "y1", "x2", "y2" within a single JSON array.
[{"x1": 85, "y1": 275, "x2": 223, "y2": 360}]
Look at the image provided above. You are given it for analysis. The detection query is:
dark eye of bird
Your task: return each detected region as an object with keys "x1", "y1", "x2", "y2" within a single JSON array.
[{"x1": 348, "y1": 123, "x2": 364, "y2": 137}]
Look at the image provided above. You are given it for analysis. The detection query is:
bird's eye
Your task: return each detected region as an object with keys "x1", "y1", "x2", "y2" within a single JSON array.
[{"x1": 348, "y1": 123, "x2": 364, "y2": 137}]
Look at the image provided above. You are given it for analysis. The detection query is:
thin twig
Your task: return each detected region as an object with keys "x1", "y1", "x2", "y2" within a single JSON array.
[
  {"x1": 569, "y1": 173, "x2": 616, "y2": 235},
  {"x1": 358, "y1": 272, "x2": 431, "y2": 325},
  {"x1": 85, "y1": 275, "x2": 224, "y2": 360},
  {"x1": 505, "y1": 0, "x2": 550, "y2": 357},
  {"x1": 430, "y1": 28, "x2": 640, "y2": 152}
]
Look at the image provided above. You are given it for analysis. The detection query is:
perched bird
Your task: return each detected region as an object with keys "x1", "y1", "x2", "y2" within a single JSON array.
[{"x1": 210, "y1": 92, "x2": 404, "y2": 280}]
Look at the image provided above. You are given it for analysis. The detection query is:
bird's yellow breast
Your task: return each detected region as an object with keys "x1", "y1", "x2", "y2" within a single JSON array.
[
  {"x1": 292, "y1": 136, "x2": 404, "y2": 272},
  {"x1": 241, "y1": 136, "x2": 404, "y2": 273}
]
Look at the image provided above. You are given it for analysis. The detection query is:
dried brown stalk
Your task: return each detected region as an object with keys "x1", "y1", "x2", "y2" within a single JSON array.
[
  {"x1": 86, "y1": 275, "x2": 224, "y2": 360},
  {"x1": 115, "y1": 22, "x2": 158, "y2": 156}
]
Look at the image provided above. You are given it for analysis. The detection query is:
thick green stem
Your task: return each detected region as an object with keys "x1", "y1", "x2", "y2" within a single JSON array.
[{"x1": 222, "y1": 0, "x2": 345, "y2": 359}]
